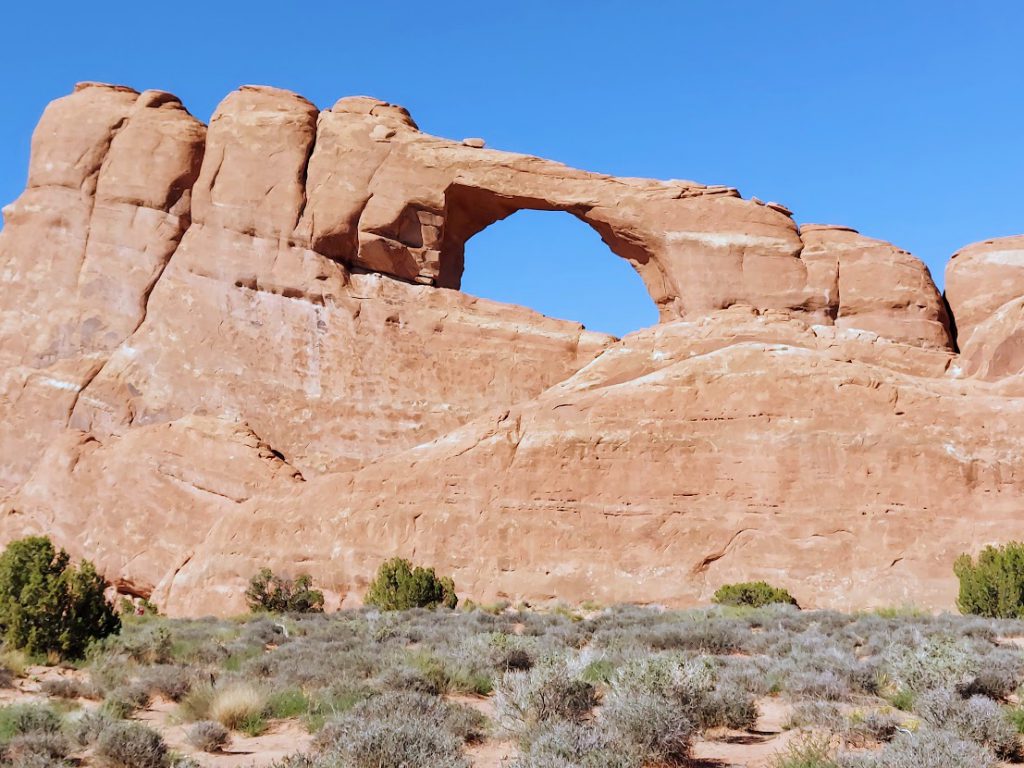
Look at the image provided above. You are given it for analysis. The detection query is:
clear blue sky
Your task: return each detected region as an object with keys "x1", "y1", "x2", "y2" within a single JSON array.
[{"x1": 2, "y1": 2, "x2": 1021, "y2": 337}]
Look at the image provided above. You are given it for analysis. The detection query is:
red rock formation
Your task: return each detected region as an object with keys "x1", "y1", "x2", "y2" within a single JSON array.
[
  {"x1": 946, "y1": 236, "x2": 1024, "y2": 380},
  {"x1": 0, "y1": 83, "x2": 1020, "y2": 614}
]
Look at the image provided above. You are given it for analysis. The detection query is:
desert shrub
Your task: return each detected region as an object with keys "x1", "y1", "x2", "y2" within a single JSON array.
[
  {"x1": 699, "y1": 682, "x2": 759, "y2": 729},
  {"x1": 303, "y1": 685, "x2": 374, "y2": 733},
  {"x1": 955, "y1": 542, "x2": 1024, "y2": 618},
  {"x1": 0, "y1": 663, "x2": 16, "y2": 688},
  {"x1": 315, "y1": 692, "x2": 485, "y2": 749},
  {"x1": 3, "y1": 754, "x2": 66, "y2": 768},
  {"x1": 40, "y1": 677, "x2": 88, "y2": 700},
  {"x1": 330, "y1": 721, "x2": 468, "y2": 768},
  {"x1": 609, "y1": 655, "x2": 756, "y2": 732},
  {"x1": 208, "y1": 682, "x2": 268, "y2": 732},
  {"x1": 787, "y1": 670, "x2": 851, "y2": 701},
  {"x1": 601, "y1": 688, "x2": 694, "y2": 764},
  {"x1": 510, "y1": 719, "x2": 641, "y2": 768},
  {"x1": 914, "y1": 688, "x2": 1021, "y2": 759},
  {"x1": 498, "y1": 647, "x2": 534, "y2": 672},
  {"x1": 884, "y1": 637, "x2": 978, "y2": 693},
  {"x1": 377, "y1": 663, "x2": 444, "y2": 695},
  {"x1": 847, "y1": 658, "x2": 885, "y2": 696},
  {"x1": 0, "y1": 536, "x2": 120, "y2": 659},
  {"x1": 495, "y1": 664, "x2": 597, "y2": 732},
  {"x1": 86, "y1": 655, "x2": 131, "y2": 696},
  {"x1": 311, "y1": 693, "x2": 474, "y2": 768},
  {"x1": 769, "y1": 733, "x2": 841, "y2": 768},
  {"x1": 363, "y1": 558, "x2": 457, "y2": 611},
  {"x1": 177, "y1": 682, "x2": 216, "y2": 722},
  {"x1": 713, "y1": 581, "x2": 799, "y2": 609},
  {"x1": 119, "y1": 625, "x2": 173, "y2": 664},
  {"x1": 1008, "y1": 706, "x2": 1024, "y2": 735},
  {"x1": 186, "y1": 720, "x2": 230, "y2": 753},
  {"x1": 579, "y1": 658, "x2": 615, "y2": 685},
  {"x1": 4, "y1": 732, "x2": 70, "y2": 763},
  {"x1": 886, "y1": 688, "x2": 915, "y2": 711},
  {"x1": 864, "y1": 729, "x2": 998, "y2": 768},
  {"x1": 641, "y1": 618, "x2": 747, "y2": 654},
  {"x1": 842, "y1": 710, "x2": 901, "y2": 747},
  {"x1": 241, "y1": 616, "x2": 290, "y2": 645},
  {"x1": 956, "y1": 649, "x2": 1024, "y2": 700},
  {"x1": 718, "y1": 655, "x2": 775, "y2": 696},
  {"x1": 263, "y1": 758, "x2": 318, "y2": 768},
  {"x1": 245, "y1": 569, "x2": 324, "y2": 614},
  {"x1": 786, "y1": 700, "x2": 845, "y2": 731},
  {"x1": 101, "y1": 682, "x2": 151, "y2": 718},
  {"x1": 0, "y1": 705, "x2": 63, "y2": 741},
  {"x1": 94, "y1": 721, "x2": 168, "y2": 768},
  {"x1": 266, "y1": 688, "x2": 309, "y2": 719},
  {"x1": 120, "y1": 596, "x2": 159, "y2": 616},
  {"x1": 376, "y1": 649, "x2": 491, "y2": 696},
  {"x1": 450, "y1": 668, "x2": 494, "y2": 695},
  {"x1": 0, "y1": 707, "x2": 69, "y2": 766},
  {"x1": 139, "y1": 664, "x2": 195, "y2": 701},
  {"x1": 70, "y1": 710, "x2": 113, "y2": 747}
]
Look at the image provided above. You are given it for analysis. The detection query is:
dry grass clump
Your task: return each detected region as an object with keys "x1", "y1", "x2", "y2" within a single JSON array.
[{"x1": 208, "y1": 682, "x2": 269, "y2": 732}]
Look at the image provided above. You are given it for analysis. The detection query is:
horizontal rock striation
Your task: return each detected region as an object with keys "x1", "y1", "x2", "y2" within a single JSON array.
[{"x1": 0, "y1": 82, "x2": 1021, "y2": 613}]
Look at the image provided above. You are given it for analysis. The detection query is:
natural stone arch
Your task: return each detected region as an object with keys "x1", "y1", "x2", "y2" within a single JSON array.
[
  {"x1": 187, "y1": 88, "x2": 950, "y2": 347},
  {"x1": 456, "y1": 206, "x2": 661, "y2": 336},
  {"x1": 435, "y1": 183, "x2": 662, "y2": 297},
  {"x1": 293, "y1": 94, "x2": 831, "y2": 322}
]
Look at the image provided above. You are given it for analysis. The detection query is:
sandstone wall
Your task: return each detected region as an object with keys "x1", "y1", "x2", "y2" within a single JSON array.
[{"x1": 0, "y1": 82, "x2": 1021, "y2": 613}]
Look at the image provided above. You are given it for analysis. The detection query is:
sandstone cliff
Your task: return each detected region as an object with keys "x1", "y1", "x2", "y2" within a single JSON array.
[{"x1": 1, "y1": 83, "x2": 1020, "y2": 614}]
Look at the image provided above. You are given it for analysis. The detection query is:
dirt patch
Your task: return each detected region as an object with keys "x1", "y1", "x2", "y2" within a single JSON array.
[
  {"x1": 467, "y1": 738, "x2": 516, "y2": 768},
  {"x1": 135, "y1": 699, "x2": 311, "y2": 767}
]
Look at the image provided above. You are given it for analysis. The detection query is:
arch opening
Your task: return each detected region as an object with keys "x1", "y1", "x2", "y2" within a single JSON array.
[{"x1": 458, "y1": 209, "x2": 660, "y2": 338}]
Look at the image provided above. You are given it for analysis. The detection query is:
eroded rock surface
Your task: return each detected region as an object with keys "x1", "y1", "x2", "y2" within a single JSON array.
[
  {"x1": 947, "y1": 236, "x2": 1024, "y2": 380},
  {"x1": 0, "y1": 83, "x2": 1021, "y2": 612}
]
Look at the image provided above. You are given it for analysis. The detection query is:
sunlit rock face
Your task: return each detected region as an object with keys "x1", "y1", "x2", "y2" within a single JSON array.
[{"x1": 1, "y1": 83, "x2": 1020, "y2": 615}]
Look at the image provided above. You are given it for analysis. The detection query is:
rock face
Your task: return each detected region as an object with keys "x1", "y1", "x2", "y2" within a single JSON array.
[
  {"x1": 0, "y1": 83, "x2": 1021, "y2": 615},
  {"x1": 946, "y1": 236, "x2": 1024, "y2": 380}
]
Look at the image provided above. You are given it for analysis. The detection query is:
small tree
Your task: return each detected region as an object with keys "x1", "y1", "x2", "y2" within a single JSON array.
[
  {"x1": 0, "y1": 536, "x2": 120, "y2": 658},
  {"x1": 364, "y1": 558, "x2": 457, "y2": 610},
  {"x1": 711, "y1": 581, "x2": 798, "y2": 609},
  {"x1": 955, "y1": 542, "x2": 1024, "y2": 618},
  {"x1": 245, "y1": 568, "x2": 324, "y2": 613}
]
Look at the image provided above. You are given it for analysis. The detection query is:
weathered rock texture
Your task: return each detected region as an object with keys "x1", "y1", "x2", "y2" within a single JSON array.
[
  {"x1": 0, "y1": 83, "x2": 1021, "y2": 615},
  {"x1": 947, "y1": 236, "x2": 1024, "y2": 380}
]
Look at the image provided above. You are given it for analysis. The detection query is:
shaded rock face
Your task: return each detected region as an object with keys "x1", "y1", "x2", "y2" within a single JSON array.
[{"x1": 0, "y1": 82, "x2": 1020, "y2": 614}]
